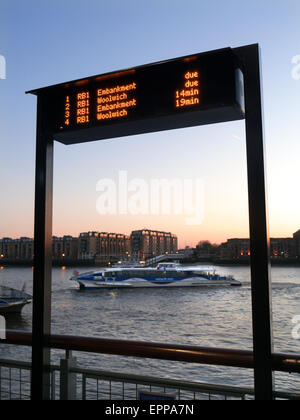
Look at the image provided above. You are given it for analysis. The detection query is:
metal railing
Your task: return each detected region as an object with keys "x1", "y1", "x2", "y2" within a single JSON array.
[
  {"x1": 0, "y1": 356, "x2": 254, "y2": 400},
  {"x1": 0, "y1": 359, "x2": 32, "y2": 400},
  {"x1": 145, "y1": 253, "x2": 188, "y2": 266},
  {"x1": 1, "y1": 330, "x2": 300, "y2": 400}
]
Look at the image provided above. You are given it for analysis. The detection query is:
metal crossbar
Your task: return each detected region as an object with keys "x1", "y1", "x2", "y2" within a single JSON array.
[{"x1": 73, "y1": 367, "x2": 252, "y2": 400}]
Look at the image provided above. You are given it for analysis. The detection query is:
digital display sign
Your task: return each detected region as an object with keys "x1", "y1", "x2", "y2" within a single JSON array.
[{"x1": 27, "y1": 48, "x2": 245, "y2": 145}]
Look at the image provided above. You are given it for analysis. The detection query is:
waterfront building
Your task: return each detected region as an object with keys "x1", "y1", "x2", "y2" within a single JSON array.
[
  {"x1": 270, "y1": 237, "x2": 296, "y2": 259},
  {"x1": 293, "y1": 230, "x2": 300, "y2": 257},
  {"x1": 218, "y1": 238, "x2": 251, "y2": 260},
  {"x1": 219, "y1": 235, "x2": 298, "y2": 260},
  {"x1": 1, "y1": 228, "x2": 299, "y2": 263},
  {"x1": 78, "y1": 231, "x2": 99, "y2": 260},
  {"x1": 18, "y1": 237, "x2": 34, "y2": 260},
  {"x1": 130, "y1": 229, "x2": 178, "y2": 260},
  {"x1": 52, "y1": 236, "x2": 79, "y2": 260},
  {"x1": 0, "y1": 237, "x2": 17, "y2": 259},
  {"x1": 0, "y1": 237, "x2": 34, "y2": 260},
  {"x1": 78, "y1": 231, "x2": 130, "y2": 261},
  {"x1": 97, "y1": 232, "x2": 130, "y2": 261}
]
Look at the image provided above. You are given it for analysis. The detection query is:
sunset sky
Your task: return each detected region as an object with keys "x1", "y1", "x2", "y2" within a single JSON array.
[{"x1": 0, "y1": 0, "x2": 299, "y2": 248}]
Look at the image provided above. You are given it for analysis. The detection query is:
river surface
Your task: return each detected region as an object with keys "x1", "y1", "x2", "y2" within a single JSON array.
[{"x1": 1, "y1": 265, "x2": 300, "y2": 394}]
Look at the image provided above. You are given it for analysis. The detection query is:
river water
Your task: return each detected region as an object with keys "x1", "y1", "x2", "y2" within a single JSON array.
[{"x1": 1, "y1": 265, "x2": 300, "y2": 394}]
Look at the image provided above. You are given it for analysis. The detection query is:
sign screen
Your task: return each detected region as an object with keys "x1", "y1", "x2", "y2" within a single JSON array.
[{"x1": 27, "y1": 48, "x2": 245, "y2": 145}]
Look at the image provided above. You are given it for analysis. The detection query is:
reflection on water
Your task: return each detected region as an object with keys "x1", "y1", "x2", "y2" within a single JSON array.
[
  {"x1": 4, "y1": 313, "x2": 30, "y2": 331},
  {"x1": 0, "y1": 265, "x2": 300, "y2": 392}
]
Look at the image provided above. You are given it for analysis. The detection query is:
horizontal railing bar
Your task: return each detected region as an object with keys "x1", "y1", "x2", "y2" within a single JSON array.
[
  {"x1": 2, "y1": 330, "x2": 300, "y2": 374},
  {"x1": 0, "y1": 358, "x2": 60, "y2": 373},
  {"x1": 0, "y1": 359, "x2": 32, "y2": 370},
  {"x1": 71, "y1": 366, "x2": 253, "y2": 397},
  {"x1": 274, "y1": 391, "x2": 300, "y2": 401}
]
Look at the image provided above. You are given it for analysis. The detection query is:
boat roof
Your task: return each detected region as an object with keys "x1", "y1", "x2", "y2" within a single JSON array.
[
  {"x1": 0, "y1": 285, "x2": 32, "y2": 300},
  {"x1": 103, "y1": 266, "x2": 215, "y2": 272}
]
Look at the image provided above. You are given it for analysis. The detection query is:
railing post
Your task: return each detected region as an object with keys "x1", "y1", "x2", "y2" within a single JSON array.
[{"x1": 60, "y1": 351, "x2": 77, "y2": 400}]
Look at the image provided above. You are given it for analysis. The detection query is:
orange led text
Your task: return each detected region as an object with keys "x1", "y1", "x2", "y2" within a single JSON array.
[
  {"x1": 96, "y1": 82, "x2": 137, "y2": 121},
  {"x1": 175, "y1": 70, "x2": 200, "y2": 108}
]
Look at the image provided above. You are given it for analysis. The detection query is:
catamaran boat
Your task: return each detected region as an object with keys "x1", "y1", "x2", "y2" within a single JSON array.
[{"x1": 71, "y1": 263, "x2": 241, "y2": 290}]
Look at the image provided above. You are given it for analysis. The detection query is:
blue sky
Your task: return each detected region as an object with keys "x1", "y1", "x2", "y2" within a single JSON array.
[{"x1": 0, "y1": 0, "x2": 299, "y2": 246}]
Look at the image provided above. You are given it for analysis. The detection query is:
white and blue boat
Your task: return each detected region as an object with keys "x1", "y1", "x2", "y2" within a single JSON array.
[
  {"x1": 71, "y1": 263, "x2": 241, "y2": 290},
  {"x1": 0, "y1": 285, "x2": 32, "y2": 314}
]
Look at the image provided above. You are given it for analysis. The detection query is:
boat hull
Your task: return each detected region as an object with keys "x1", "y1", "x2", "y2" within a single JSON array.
[
  {"x1": 0, "y1": 300, "x2": 31, "y2": 314},
  {"x1": 77, "y1": 277, "x2": 241, "y2": 290}
]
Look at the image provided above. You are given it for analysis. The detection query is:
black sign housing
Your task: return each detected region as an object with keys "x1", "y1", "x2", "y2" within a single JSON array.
[{"x1": 27, "y1": 48, "x2": 245, "y2": 145}]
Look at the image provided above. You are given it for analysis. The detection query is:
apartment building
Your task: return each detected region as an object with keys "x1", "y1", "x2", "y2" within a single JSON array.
[
  {"x1": 270, "y1": 237, "x2": 296, "y2": 258},
  {"x1": 294, "y1": 230, "x2": 300, "y2": 257},
  {"x1": 0, "y1": 237, "x2": 33, "y2": 260},
  {"x1": 130, "y1": 229, "x2": 178, "y2": 260},
  {"x1": 78, "y1": 231, "x2": 130, "y2": 260},
  {"x1": 219, "y1": 235, "x2": 298, "y2": 259},
  {"x1": 52, "y1": 236, "x2": 79, "y2": 260}
]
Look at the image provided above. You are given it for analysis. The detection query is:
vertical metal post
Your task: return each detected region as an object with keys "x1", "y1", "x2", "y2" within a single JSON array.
[
  {"x1": 60, "y1": 351, "x2": 77, "y2": 400},
  {"x1": 31, "y1": 95, "x2": 54, "y2": 400},
  {"x1": 234, "y1": 44, "x2": 274, "y2": 400}
]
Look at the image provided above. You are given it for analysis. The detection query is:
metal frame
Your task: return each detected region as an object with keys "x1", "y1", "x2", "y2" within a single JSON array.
[
  {"x1": 31, "y1": 95, "x2": 54, "y2": 399},
  {"x1": 30, "y1": 43, "x2": 273, "y2": 400},
  {"x1": 234, "y1": 44, "x2": 274, "y2": 400}
]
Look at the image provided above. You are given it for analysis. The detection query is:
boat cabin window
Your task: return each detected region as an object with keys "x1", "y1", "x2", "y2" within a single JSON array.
[{"x1": 157, "y1": 263, "x2": 178, "y2": 269}]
